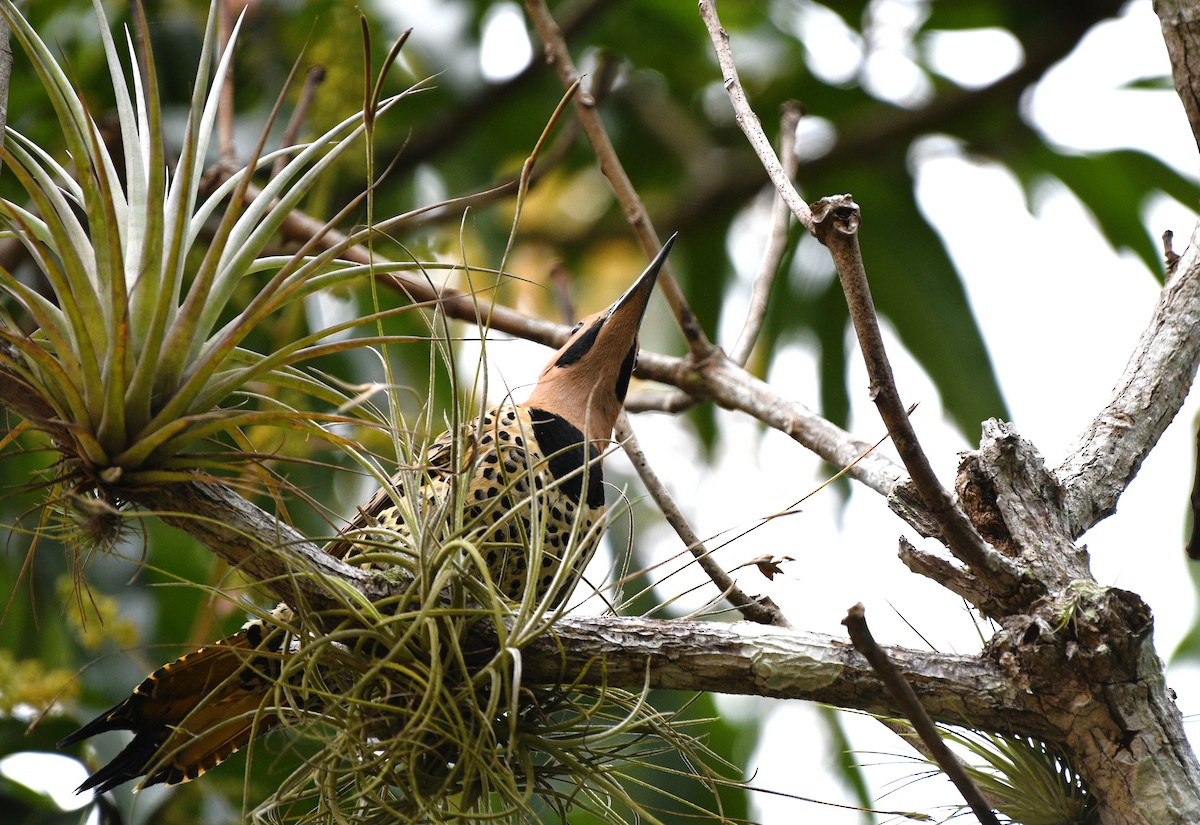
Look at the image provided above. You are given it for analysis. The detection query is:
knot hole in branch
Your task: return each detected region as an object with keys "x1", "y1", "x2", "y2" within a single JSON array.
[{"x1": 810, "y1": 194, "x2": 860, "y2": 237}]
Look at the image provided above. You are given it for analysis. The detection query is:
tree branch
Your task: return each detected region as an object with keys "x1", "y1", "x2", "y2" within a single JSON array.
[
  {"x1": 524, "y1": 0, "x2": 715, "y2": 361},
  {"x1": 125, "y1": 480, "x2": 384, "y2": 609},
  {"x1": 614, "y1": 412, "x2": 792, "y2": 627},
  {"x1": 810, "y1": 196, "x2": 1025, "y2": 610},
  {"x1": 1056, "y1": 213, "x2": 1200, "y2": 538},
  {"x1": 1155, "y1": 0, "x2": 1200, "y2": 153},
  {"x1": 519, "y1": 613, "x2": 1061, "y2": 739},
  {"x1": 202, "y1": 178, "x2": 919, "y2": 515},
  {"x1": 842, "y1": 604, "x2": 1000, "y2": 825},
  {"x1": 729, "y1": 102, "x2": 801, "y2": 368},
  {"x1": 697, "y1": 0, "x2": 812, "y2": 231}
]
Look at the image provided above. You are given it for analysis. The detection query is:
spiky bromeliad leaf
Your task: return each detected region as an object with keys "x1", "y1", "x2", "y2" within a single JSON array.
[
  {"x1": 936, "y1": 727, "x2": 1096, "y2": 825},
  {"x1": 0, "y1": 0, "x2": 419, "y2": 484}
]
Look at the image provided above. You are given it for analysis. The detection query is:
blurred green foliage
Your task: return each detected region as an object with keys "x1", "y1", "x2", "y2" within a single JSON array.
[{"x1": 1, "y1": 0, "x2": 1192, "y2": 822}]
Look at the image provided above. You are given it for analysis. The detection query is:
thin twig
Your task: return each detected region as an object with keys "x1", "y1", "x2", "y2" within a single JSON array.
[
  {"x1": 0, "y1": 13, "x2": 10, "y2": 166},
  {"x1": 524, "y1": 0, "x2": 715, "y2": 361},
  {"x1": 842, "y1": 604, "x2": 1002, "y2": 825},
  {"x1": 1188, "y1": 423, "x2": 1200, "y2": 560},
  {"x1": 615, "y1": 412, "x2": 792, "y2": 627},
  {"x1": 697, "y1": 0, "x2": 813, "y2": 231},
  {"x1": 810, "y1": 196, "x2": 1023, "y2": 603},
  {"x1": 623, "y1": 388, "x2": 697, "y2": 414},
  {"x1": 217, "y1": 0, "x2": 237, "y2": 163},
  {"x1": 270, "y1": 65, "x2": 326, "y2": 181},
  {"x1": 374, "y1": 0, "x2": 609, "y2": 177},
  {"x1": 730, "y1": 102, "x2": 803, "y2": 367}
]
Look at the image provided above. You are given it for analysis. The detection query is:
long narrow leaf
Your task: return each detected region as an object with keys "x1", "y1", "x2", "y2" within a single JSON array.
[
  {"x1": 2, "y1": 140, "x2": 102, "y2": 343},
  {"x1": 152, "y1": 4, "x2": 246, "y2": 396},
  {"x1": 0, "y1": 154, "x2": 106, "y2": 417},
  {"x1": 119, "y1": 5, "x2": 170, "y2": 438}
]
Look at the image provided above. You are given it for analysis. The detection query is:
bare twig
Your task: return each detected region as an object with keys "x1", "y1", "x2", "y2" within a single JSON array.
[
  {"x1": 524, "y1": 0, "x2": 715, "y2": 361},
  {"x1": 270, "y1": 65, "x2": 326, "y2": 181},
  {"x1": 614, "y1": 412, "x2": 792, "y2": 627},
  {"x1": 730, "y1": 102, "x2": 803, "y2": 367},
  {"x1": 842, "y1": 604, "x2": 1002, "y2": 825},
  {"x1": 810, "y1": 196, "x2": 1023, "y2": 606},
  {"x1": 217, "y1": 0, "x2": 237, "y2": 163},
  {"x1": 697, "y1": 0, "x2": 813, "y2": 231},
  {"x1": 374, "y1": 0, "x2": 609, "y2": 177},
  {"x1": 1188, "y1": 423, "x2": 1200, "y2": 560}
]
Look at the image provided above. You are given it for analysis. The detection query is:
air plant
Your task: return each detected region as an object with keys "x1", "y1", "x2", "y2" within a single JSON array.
[
  {"x1": 249, "y1": 389, "x2": 737, "y2": 825},
  {"x1": 0, "y1": 0, "x2": 422, "y2": 499}
]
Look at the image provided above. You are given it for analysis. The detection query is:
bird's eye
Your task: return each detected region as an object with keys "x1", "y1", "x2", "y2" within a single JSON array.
[{"x1": 570, "y1": 321, "x2": 584, "y2": 335}]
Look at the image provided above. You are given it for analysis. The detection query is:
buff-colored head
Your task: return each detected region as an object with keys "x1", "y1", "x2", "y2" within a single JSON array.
[{"x1": 525, "y1": 235, "x2": 675, "y2": 441}]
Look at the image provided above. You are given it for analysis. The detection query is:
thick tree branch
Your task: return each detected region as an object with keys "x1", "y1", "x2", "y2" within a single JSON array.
[
  {"x1": 519, "y1": 613, "x2": 1060, "y2": 740},
  {"x1": 1056, "y1": 214, "x2": 1200, "y2": 538},
  {"x1": 1155, "y1": 0, "x2": 1200, "y2": 153},
  {"x1": 957, "y1": 420, "x2": 1200, "y2": 823},
  {"x1": 126, "y1": 481, "x2": 384, "y2": 609}
]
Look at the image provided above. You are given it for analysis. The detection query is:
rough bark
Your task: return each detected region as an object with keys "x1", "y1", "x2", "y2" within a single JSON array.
[
  {"x1": 960, "y1": 422, "x2": 1200, "y2": 823},
  {"x1": 1156, "y1": 0, "x2": 1200, "y2": 154}
]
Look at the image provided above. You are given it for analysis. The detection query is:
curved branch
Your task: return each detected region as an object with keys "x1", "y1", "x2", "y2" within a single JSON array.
[
  {"x1": 811, "y1": 196, "x2": 1024, "y2": 609},
  {"x1": 1056, "y1": 214, "x2": 1200, "y2": 538},
  {"x1": 697, "y1": 0, "x2": 812, "y2": 231},
  {"x1": 1155, "y1": 0, "x2": 1200, "y2": 153},
  {"x1": 615, "y1": 412, "x2": 792, "y2": 627}
]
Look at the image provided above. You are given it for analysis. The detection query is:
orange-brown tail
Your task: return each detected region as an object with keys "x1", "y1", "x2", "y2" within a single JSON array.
[{"x1": 59, "y1": 619, "x2": 288, "y2": 794}]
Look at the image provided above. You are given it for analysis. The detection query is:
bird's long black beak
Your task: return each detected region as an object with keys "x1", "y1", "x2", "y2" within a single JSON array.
[{"x1": 606, "y1": 233, "x2": 676, "y2": 324}]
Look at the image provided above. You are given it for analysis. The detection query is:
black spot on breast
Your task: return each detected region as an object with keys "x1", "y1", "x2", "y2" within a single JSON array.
[{"x1": 530, "y1": 408, "x2": 604, "y2": 508}]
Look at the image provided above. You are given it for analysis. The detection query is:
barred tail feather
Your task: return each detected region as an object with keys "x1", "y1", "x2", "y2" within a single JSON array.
[{"x1": 60, "y1": 619, "x2": 287, "y2": 793}]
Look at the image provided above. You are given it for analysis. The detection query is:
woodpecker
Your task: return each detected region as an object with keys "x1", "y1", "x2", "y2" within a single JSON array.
[{"x1": 58, "y1": 236, "x2": 674, "y2": 795}]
